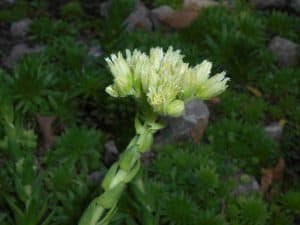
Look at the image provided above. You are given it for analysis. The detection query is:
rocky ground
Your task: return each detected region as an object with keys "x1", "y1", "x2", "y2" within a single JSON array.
[{"x1": 0, "y1": 0, "x2": 299, "y2": 224}]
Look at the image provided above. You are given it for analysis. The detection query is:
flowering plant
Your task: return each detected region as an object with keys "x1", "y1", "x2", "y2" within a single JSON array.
[{"x1": 79, "y1": 47, "x2": 229, "y2": 225}]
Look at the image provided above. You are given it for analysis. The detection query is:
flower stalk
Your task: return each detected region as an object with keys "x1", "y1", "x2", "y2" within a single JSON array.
[
  {"x1": 79, "y1": 47, "x2": 229, "y2": 225},
  {"x1": 79, "y1": 116, "x2": 161, "y2": 225}
]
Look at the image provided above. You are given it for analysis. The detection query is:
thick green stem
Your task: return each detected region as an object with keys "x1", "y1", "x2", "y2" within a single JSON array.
[{"x1": 79, "y1": 117, "x2": 160, "y2": 225}]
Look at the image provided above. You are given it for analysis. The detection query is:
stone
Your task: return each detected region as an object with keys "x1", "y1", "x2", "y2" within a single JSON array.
[
  {"x1": 232, "y1": 173, "x2": 260, "y2": 196},
  {"x1": 3, "y1": 43, "x2": 45, "y2": 68},
  {"x1": 160, "y1": 8, "x2": 199, "y2": 29},
  {"x1": 141, "y1": 151, "x2": 155, "y2": 166},
  {"x1": 154, "y1": 99, "x2": 210, "y2": 146},
  {"x1": 104, "y1": 141, "x2": 119, "y2": 166},
  {"x1": 36, "y1": 115, "x2": 56, "y2": 151},
  {"x1": 0, "y1": 0, "x2": 15, "y2": 7},
  {"x1": 290, "y1": 0, "x2": 300, "y2": 13},
  {"x1": 88, "y1": 45, "x2": 102, "y2": 58},
  {"x1": 100, "y1": 0, "x2": 112, "y2": 17},
  {"x1": 10, "y1": 19, "x2": 32, "y2": 38},
  {"x1": 87, "y1": 170, "x2": 105, "y2": 183},
  {"x1": 124, "y1": 0, "x2": 152, "y2": 31},
  {"x1": 80, "y1": 0, "x2": 102, "y2": 16},
  {"x1": 0, "y1": 29, "x2": 12, "y2": 60},
  {"x1": 151, "y1": 5, "x2": 175, "y2": 21},
  {"x1": 268, "y1": 36, "x2": 299, "y2": 68},
  {"x1": 264, "y1": 122, "x2": 283, "y2": 141},
  {"x1": 260, "y1": 158, "x2": 285, "y2": 193},
  {"x1": 150, "y1": 5, "x2": 175, "y2": 30},
  {"x1": 249, "y1": 0, "x2": 286, "y2": 9},
  {"x1": 184, "y1": 0, "x2": 219, "y2": 10}
]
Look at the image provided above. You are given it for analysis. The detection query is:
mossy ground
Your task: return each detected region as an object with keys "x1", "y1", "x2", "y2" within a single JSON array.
[{"x1": 0, "y1": 0, "x2": 299, "y2": 224}]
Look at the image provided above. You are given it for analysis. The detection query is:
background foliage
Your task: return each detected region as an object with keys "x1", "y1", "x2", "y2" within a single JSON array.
[{"x1": 0, "y1": 0, "x2": 299, "y2": 224}]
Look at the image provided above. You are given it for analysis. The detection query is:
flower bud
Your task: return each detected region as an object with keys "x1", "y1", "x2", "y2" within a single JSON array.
[
  {"x1": 166, "y1": 100, "x2": 184, "y2": 117},
  {"x1": 114, "y1": 75, "x2": 133, "y2": 97},
  {"x1": 137, "y1": 132, "x2": 153, "y2": 153},
  {"x1": 105, "y1": 85, "x2": 118, "y2": 97},
  {"x1": 197, "y1": 72, "x2": 229, "y2": 99}
]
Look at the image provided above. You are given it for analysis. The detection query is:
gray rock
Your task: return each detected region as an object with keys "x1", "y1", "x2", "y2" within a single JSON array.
[
  {"x1": 150, "y1": 5, "x2": 175, "y2": 30},
  {"x1": 104, "y1": 141, "x2": 119, "y2": 166},
  {"x1": 184, "y1": 0, "x2": 219, "y2": 9},
  {"x1": 154, "y1": 99, "x2": 210, "y2": 145},
  {"x1": 88, "y1": 45, "x2": 102, "y2": 58},
  {"x1": 10, "y1": 19, "x2": 32, "y2": 38},
  {"x1": 150, "y1": 5, "x2": 176, "y2": 31},
  {"x1": 249, "y1": 0, "x2": 286, "y2": 9},
  {"x1": 80, "y1": 0, "x2": 102, "y2": 16},
  {"x1": 151, "y1": 5, "x2": 175, "y2": 21},
  {"x1": 100, "y1": 0, "x2": 112, "y2": 17},
  {"x1": 87, "y1": 170, "x2": 105, "y2": 183},
  {"x1": 124, "y1": 0, "x2": 152, "y2": 32},
  {"x1": 264, "y1": 122, "x2": 283, "y2": 141},
  {"x1": 232, "y1": 173, "x2": 260, "y2": 196},
  {"x1": 269, "y1": 36, "x2": 299, "y2": 68},
  {"x1": 290, "y1": 0, "x2": 300, "y2": 13},
  {"x1": 0, "y1": 0, "x2": 15, "y2": 7},
  {"x1": 141, "y1": 151, "x2": 155, "y2": 166},
  {"x1": 3, "y1": 43, "x2": 45, "y2": 68}
]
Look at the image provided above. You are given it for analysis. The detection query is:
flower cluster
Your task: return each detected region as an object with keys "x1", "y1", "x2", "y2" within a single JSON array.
[{"x1": 105, "y1": 47, "x2": 229, "y2": 117}]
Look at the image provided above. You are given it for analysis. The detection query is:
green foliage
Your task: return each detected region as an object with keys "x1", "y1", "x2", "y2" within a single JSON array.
[
  {"x1": 264, "y1": 10, "x2": 300, "y2": 41},
  {"x1": 46, "y1": 126, "x2": 104, "y2": 172},
  {"x1": 0, "y1": 102, "x2": 37, "y2": 160},
  {"x1": 181, "y1": 6, "x2": 274, "y2": 82},
  {"x1": 98, "y1": 0, "x2": 134, "y2": 51},
  {"x1": 122, "y1": 31, "x2": 199, "y2": 65},
  {"x1": 238, "y1": 196, "x2": 268, "y2": 225},
  {"x1": 0, "y1": 1, "x2": 300, "y2": 224},
  {"x1": 0, "y1": 137, "x2": 53, "y2": 225},
  {"x1": 29, "y1": 17, "x2": 78, "y2": 43},
  {"x1": 219, "y1": 90, "x2": 267, "y2": 123},
  {"x1": 227, "y1": 196, "x2": 269, "y2": 225},
  {"x1": 207, "y1": 119, "x2": 279, "y2": 174},
  {"x1": 204, "y1": 26, "x2": 271, "y2": 83},
  {"x1": 181, "y1": 6, "x2": 229, "y2": 43},
  {"x1": 163, "y1": 192, "x2": 198, "y2": 225},
  {"x1": 259, "y1": 69, "x2": 300, "y2": 99},
  {"x1": 280, "y1": 120, "x2": 300, "y2": 184},
  {"x1": 116, "y1": 143, "x2": 272, "y2": 225},
  {"x1": 197, "y1": 211, "x2": 226, "y2": 225},
  {"x1": 60, "y1": 1, "x2": 84, "y2": 20},
  {"x1": 150, "y1": 144, "x2": 235, "y2": 209},
  {"x1": 45, "y1": 37, "x2": 87, "y2": 74},
  {"x1": 153, "y1": 0, "x2": 182, "y2": 9},
  {"x1": 269, "y1": 204, "x2": 293, "y2": 225},
  {"x1": 4, "y1": 170, "x2": 53, "y2": 225},
  {"x1": 1, "y1": 54, "x2": 60, "y2": 115},
  {"x1": 0, "y1": 123, "x2": 36, "y2": 160},
  {"x1": 281, "y1": 191, "x2": 300, "y2": 214},
  {"x1": 51, "y1": 179, "x2": 91, "y2": 225},
  {"x1": 196, "y1": 165, "x2": 219, "y2": 192},
  {"x1": 75, "y1": 66, "x2": 110, "y2": 100},
  {"x1": 259, "y1": 69, "x2": 300, "y2": 122},
  {"x1": 0, "y1": 2, "x2": 28, "y2": 22},
  {"x1": 114, "y1": 177, "x2": 162, "y2": 225}
]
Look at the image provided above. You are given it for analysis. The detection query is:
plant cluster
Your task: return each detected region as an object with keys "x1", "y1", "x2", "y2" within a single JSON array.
[
  {"x1": 0, "y1": 112, "x2": 105, "y2": 225},
  {"x1": 181, "y1": 5, "x2": 274, "y2": 83},
  {"x1": 112, "y1": 144, "x2": 298, "y2": 225}
]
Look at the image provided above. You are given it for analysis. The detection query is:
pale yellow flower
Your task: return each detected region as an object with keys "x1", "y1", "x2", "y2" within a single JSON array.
[
  {"x1": 196, "y1": 72, "x2": 229, "y2": 99},
  {"x1": 105, "y1": 52, "x2": 133, "y2": 97},
  {"x1": 105, "y1": 47, "x2": 229, "y2": 117}
]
